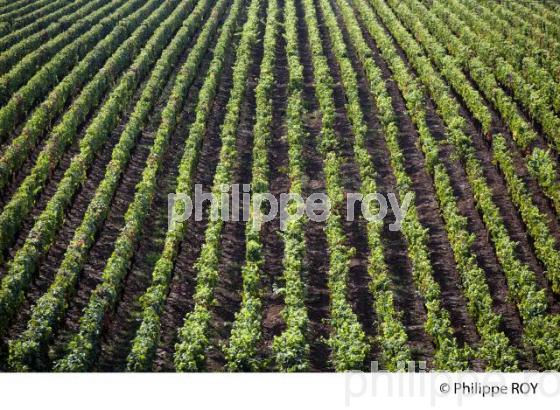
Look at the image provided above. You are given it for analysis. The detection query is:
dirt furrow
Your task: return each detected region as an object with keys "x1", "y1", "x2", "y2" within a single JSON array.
[
  {"x1": 260, "y1": 0, "x2": 290, "y2": 367},
  {"x1": 0, "y1": 89, "x2": 114, "y2": 276},
  {"x1": 378, "y1": 10, "x2": 484, "y2": 354},
  {"x1": 96, "y1": 39, "x2": 218, "y2": 372},
  {"x1": 456, "y1": 69, "x2": 560, "y2": 312},
  {"x1": 151, "y1": 28, "x2": 241, "y2": 372},
  {"x1": 313, "y1": 0, "x2": 377, "y2": 367},
  {"x1": 295, "y1": 0, "x2": 332, "y2": 372},
  {"x1": 204, "y1": 2, "x2": 266, "y2": 371},
  {"x1": 352, "y1": 2, "x2": 484, "y2": 368},
  {"x1": 1, "y1": 84, "x2": 142, "y2": 348},
  {"x1": 329, "y1": 0, "x2": 435, "y2": 367},
  {"x1": 46, "y1": 28, "x2": 208, "y2": 367}
]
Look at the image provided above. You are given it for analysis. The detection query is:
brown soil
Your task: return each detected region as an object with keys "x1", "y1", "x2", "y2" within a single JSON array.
[
  {"x1": 151, "y1": 27, "x2": 240, "y2": 372},
  {"x1": 313, "y1": 0, "x2": 377, "y2": 369},
  {"x1": 203, "y1": 11, "x2": 265, "y2": 371},
  {"x1": 295, "y1": 0, "x2": 334, "y2": 372},
  {"x1": 0, "y1": 74, "x2": 145, "y2": 369},
  {"x1": 352, "y1": 0, "x2": 490, "y2": 369},
  {"x1": 260, "y1": 0, "x2": 290, "y2": 367},
  {"x1": 95, "y1": 27, "x2": 221, "y2": 372},
  {"x1": 457, "y1": 70, "x2": 560, "y2": 313},
  {"x1": 329, "y1": 0, "x2": 436, "y2": 368},
  {"x1": 39, "y1": 18, "x2": 213, "y2": 368}
]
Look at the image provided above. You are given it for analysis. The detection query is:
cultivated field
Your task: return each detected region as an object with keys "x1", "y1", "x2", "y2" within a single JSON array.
[{"x1": 1, "y1": 0, "x2": 560, "y2": 372}]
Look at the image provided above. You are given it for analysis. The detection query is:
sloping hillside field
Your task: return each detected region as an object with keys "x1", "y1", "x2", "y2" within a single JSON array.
[{"x1": 1, "y1": 0, "x2": 560, "y2": 372}]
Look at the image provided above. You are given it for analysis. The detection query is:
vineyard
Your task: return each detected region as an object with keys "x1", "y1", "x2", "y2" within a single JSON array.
[{"x1": 1, "y1": 0, "x2": 560, "y2": 372}]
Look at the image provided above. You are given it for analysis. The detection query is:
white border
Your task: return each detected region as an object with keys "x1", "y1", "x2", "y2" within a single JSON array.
[{"x1": 0, "y1": 373, "x2": 559, "y2": 409}]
